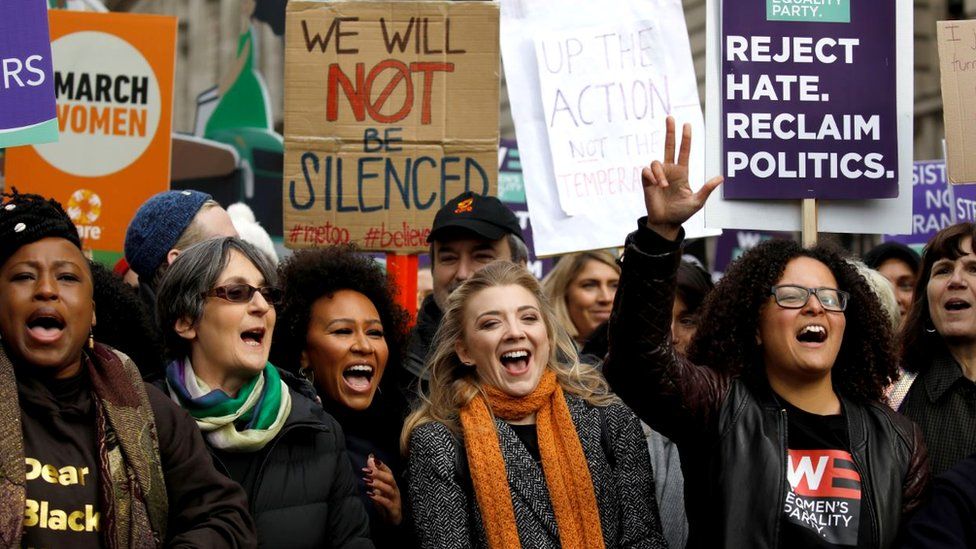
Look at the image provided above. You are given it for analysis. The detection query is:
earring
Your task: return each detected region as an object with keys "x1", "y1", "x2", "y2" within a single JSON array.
[
  {"x1": 924, "y1": 318, "x2": 938, "y2": 334},
  {"x1": 300, "y1": 367, "x2": 314, "y2": 385},
  {"x1": 88, "y1": 328, "x2": 94, "y2": 350}
]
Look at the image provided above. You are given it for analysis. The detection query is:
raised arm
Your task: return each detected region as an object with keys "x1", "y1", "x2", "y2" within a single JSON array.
[{"x1": 602, "y1": 117, "x2": 728, "y2": 443}]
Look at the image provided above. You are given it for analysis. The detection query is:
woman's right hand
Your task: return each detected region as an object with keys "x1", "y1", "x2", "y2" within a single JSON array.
[{"x1": 641, "y1": 116, "x2": 723, "y2": 240}]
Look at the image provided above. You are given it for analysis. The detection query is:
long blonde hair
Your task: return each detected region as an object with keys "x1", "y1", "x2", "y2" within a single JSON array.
[
  {"x1": 401, "y1": 261, "x2": 616, "y2": 455},
  {"x1": 540, "y1": 251, "x2": 620, "y2": 341}
]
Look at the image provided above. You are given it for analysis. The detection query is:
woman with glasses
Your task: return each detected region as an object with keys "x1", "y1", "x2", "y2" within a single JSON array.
[
  {"x1": 602, "y1": 117, "x2": 929, "y2": 548},
  {"x1": 155, "y1": 237, "x2": 373, "y2": 549}
]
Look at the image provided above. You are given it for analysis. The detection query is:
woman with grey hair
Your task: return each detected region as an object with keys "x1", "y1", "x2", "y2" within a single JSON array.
[{"x1": 155, "y1": 237, "x2": 373, "y2": 549}]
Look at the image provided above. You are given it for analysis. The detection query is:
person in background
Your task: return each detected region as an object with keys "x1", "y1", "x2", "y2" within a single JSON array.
[
  {"x1": 124, "y1": 190, "x2": 238, "y2": 326},
  {"x1": 416, "y1": 268, "x2": 433, "y2": 311},
  {"x1": 849, "y1": 260, "x2": 916, "y2": 410},
  {"x1": 899, "y1": 451, "x2": 976, "y2": 548},
  {"x1": 541, "y1": 250, "x2": 619, "y2": 347},
  {"x1": 863, "y1": 242, "x2": 921, "y2": 328},
  {"x1": 273, "y1": 245, "x2": 412, "y2": 548},
  {"x1": 403, "y1": 191, "x2": 528, "y2": 395},
  {"x1": 89, "y1": 260, "x2": 166, "y2": 380},
  {"x1": 671, "y1": 259, "x2": 714, "y2": 356},
  {"x1": 228, "y1": 202, "x2": 279, "y2": 265},
  {"x1": 155, "y1": 237, "x2": 372, "y2": 549},
  {"x1": 0, "y1": 190, "x2": 256, "y2": 547},
  {"x1": 404, "y1": 261, "x2": 666, "y2": 548},
  {"x1": 604, "y1": 117, "x2": 929, "y2": 548},
  {"x1": 900, "y1": 222, "x2": 976, "y2": 475}
]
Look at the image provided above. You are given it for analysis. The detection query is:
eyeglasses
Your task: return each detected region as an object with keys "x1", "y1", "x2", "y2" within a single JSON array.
[
  {"x1": 204, "y1": 284, "x2": 282, "y2": 306},
  {"x1": 770, "y1": 285, "x2": 848, "y2": 312}
]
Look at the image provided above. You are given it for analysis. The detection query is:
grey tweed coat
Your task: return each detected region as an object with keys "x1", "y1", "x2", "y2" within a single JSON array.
[{"x1": 407, "y1": 394, "x2": 668, "y2": 548}]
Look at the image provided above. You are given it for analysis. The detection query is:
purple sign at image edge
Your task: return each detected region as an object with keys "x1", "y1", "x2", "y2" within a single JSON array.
[
  {"x1": 883, "y1": 161, "x2": 952, "y2": 249},
  {"x1": 721, "y1": 0, "x2": 898, "y2": 200},
  {"x1": 0, "y1": 0, "x2": 56, "y2": 135}
]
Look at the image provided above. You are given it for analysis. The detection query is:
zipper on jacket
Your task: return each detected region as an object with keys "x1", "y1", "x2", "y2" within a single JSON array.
[
  {"x1": 775, "y1": 408, "x2": 787, "y2": 549},
  {"x1": 847, "y1": 437, "x2": 878, "y2": 546}
]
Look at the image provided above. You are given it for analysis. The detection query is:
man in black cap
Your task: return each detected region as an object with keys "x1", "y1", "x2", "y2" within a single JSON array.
[{"x1": 402, "y1": 191, "x2": 529, "y2": 391}]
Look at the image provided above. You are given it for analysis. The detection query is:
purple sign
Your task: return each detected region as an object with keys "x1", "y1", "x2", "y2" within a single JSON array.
[
  {"x1": 0, "y1": 0, "x2": 57, "y2": 148},
  {"x1": 953, "y1": 182, "x2": 976, "y2": 225},
  {"x1": 883, "y1": 161, "x2": 952, "y2": 249},
  {"x1": 714, "y1": 229, "x2": 794, "y2": 276},
  {"x1": 721, "y1": 0, "x2": 898, "y2": 200}
]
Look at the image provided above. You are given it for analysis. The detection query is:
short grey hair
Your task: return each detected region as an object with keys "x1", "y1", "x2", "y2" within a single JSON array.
[{"x1": 156, "y1": 236, "x2": 278, "y2": 360}]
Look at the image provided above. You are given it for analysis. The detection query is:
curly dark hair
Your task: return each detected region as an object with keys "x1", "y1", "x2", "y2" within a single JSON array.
[
  {"x1": 687, "y1": 239, "x2": 898, "y2": 403},
  {"x1": 89, "y1": 260, "x2": 166, "y2": 380},
  {"x1": 901, "y1": 222, "x2": 976, "y2": 373},
  {"x1": 272, "y1": 245, "x2": 410, "y2": 381}
]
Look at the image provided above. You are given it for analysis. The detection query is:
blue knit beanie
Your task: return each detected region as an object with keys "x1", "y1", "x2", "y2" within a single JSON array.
[{"x1": 124, "y1": 190, "x2": 211, "y2": 280}]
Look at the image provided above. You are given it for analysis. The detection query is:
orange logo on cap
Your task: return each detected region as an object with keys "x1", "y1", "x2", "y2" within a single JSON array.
[{"x1": 454, "y1": 198, "x2": 474, "y2": 214}]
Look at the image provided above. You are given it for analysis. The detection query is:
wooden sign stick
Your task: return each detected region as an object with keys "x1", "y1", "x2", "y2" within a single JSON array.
[{"x1": 801, "y1": 198, "x2": 818, "y2": 247}]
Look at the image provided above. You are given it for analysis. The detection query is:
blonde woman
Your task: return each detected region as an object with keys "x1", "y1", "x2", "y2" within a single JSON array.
[
  {"x1": 541, "y1": 251, "x2": 620, "y2": 346},
  {"x1": 402, "y1": 262, "x2": 665, "y2": 549}
]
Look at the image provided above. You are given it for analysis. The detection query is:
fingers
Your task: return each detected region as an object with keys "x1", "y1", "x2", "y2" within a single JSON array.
[
  {"x1": 663, "y1": 116, "x2": 676, "y2": 164},
  {"x1": 641, "y1": 166, "x2": 656, "y2": 188},
  {"x1": 651, "y1": 161, "x2": 669, "y2": 189},
  {"x1": 368, "y1": 491, "x2": 403, "y2": 525},
  {"x1": 693, "y1": 176, "x2": 724, "y2": 204},
  {"x1": 677, "y1": 123, "x2": 692, "y2": 167}
]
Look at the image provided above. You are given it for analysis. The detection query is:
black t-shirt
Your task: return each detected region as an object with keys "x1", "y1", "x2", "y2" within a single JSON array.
[
  {"x1": 508, "y1": 423, "x2": 541, "y2": 463},
  {"x1": 17, "y1": 367, "x2": 101, "y2": 549},
  {"x1": 779, "y1": 399, "x2": 864, "y2": 548}
]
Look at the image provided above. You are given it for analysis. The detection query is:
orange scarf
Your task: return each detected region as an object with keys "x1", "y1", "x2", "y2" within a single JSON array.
[{"x1": 458, "y1": 370, "x2": 606, "y2": 549}]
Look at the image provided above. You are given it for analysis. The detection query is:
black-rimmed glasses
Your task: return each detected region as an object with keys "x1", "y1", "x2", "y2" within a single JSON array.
[
  {"x1": 203, "y1": 284, "x2": 282, "y2": 306},
  {"x1": 770, "y1": 285, "x2": 848, "y2": 312}
]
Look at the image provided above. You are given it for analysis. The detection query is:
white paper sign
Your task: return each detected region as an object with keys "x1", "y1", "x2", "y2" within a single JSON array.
[{"x1": 503, "y1": 0, "x2": 717, "y2": 257}]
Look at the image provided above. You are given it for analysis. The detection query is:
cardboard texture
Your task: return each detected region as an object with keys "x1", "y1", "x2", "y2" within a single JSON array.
[
  {"x1": 5, "y1": 11, "x2": 177, "y2": 258},
  {"x1": 283, "y1": 1, "x2": 500, "y2": 253},
  {"x1": 938, "y1": 20, "x2": 976, "y2": 185}
]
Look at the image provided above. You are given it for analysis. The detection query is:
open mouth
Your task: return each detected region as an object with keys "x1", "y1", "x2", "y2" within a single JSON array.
[
  {"x1": 342, "y1": 364, "x2": 375, "y2": 392},
  {"x1": 945, "y1": 299, "x2": 972, "y2": 312},
  {"x1": 499, "y1": 349, "x2": 532, "y2": 375},
  {"x1": 796, "y1": 324, "x2": 828, "y2": 344},
  {"x1": 240, "y1": 328, "x2": 266, "y2": 347},
  {"x1": 26, "y1": 309, "x2": 65, "y2": 343}
]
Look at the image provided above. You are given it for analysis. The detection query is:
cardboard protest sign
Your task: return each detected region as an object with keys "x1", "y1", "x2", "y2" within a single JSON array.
[
  {"x1": 0, "y1": 0, "x2": 57, "y2": 149},
  {"x1": 283, "y1": 1, "x2": 499, "y2": 253},
  {"x1": 6, "y1": 11, "x2": 176, "y2": 261},
  {"x1": 883, "y1": 161, "x2": 953, "y2": 249},
  {"x1": 411, "y1": 138, "x2": 557, "y2": 278},
  {"x1": 938, "y1": 20, "x2": 976, "y2": 185},
  {"x1": 722, "y1": 0, "x2": 898, "y2": 200},
  {"x1": 502, "y1": 0, "x2": 716, "y2": 257},
  {"x1": 704, "y1": 0, "x2": 913, "y2": 234}
]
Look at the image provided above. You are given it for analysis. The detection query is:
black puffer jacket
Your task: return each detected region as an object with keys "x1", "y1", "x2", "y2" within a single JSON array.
[
  {"x1": 157, "y1": 375, "x2": 374, "y2": 549},
  {"x1": 603, "y1": 220, "x2": 930, "y2": 549}
]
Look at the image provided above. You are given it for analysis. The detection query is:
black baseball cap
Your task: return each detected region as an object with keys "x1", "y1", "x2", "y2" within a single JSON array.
[
  {"x1": 862, "y1": 242, "x2": 921, "y2": 273},
  {"x1": 427, "y1": 191, "x2": 524, "y2": 243}
]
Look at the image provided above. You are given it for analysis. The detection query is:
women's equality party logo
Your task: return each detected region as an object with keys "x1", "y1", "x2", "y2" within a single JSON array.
[{"x1": 33, "y1": 31, "x2": 161, "y2": 177}]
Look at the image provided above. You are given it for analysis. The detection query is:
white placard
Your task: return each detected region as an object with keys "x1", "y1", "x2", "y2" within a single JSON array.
[
  {"x1": 703, "y1": 0, "x2": 914, "y2": 234},
  {"x1": 502, "y1": 0, "x2": 718, "y2": 257}
]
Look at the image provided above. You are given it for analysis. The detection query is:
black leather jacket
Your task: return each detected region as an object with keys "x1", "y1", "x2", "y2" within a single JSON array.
[{"x1": 603, "y1": 220, "x2": 930, "y2": 549}]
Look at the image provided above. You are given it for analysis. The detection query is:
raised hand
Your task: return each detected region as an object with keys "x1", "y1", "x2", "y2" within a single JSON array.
[
  {"x1": 642, "y1": 116, "x2": 723, "y2": 240},
  {"x1": 364, "y1": 453, "x2": 403, "y2": 525}
]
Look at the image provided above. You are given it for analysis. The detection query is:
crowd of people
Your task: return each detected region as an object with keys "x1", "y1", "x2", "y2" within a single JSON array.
[{"x1": 2, "y1": 116, "x2": 976, "y2": 548}]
